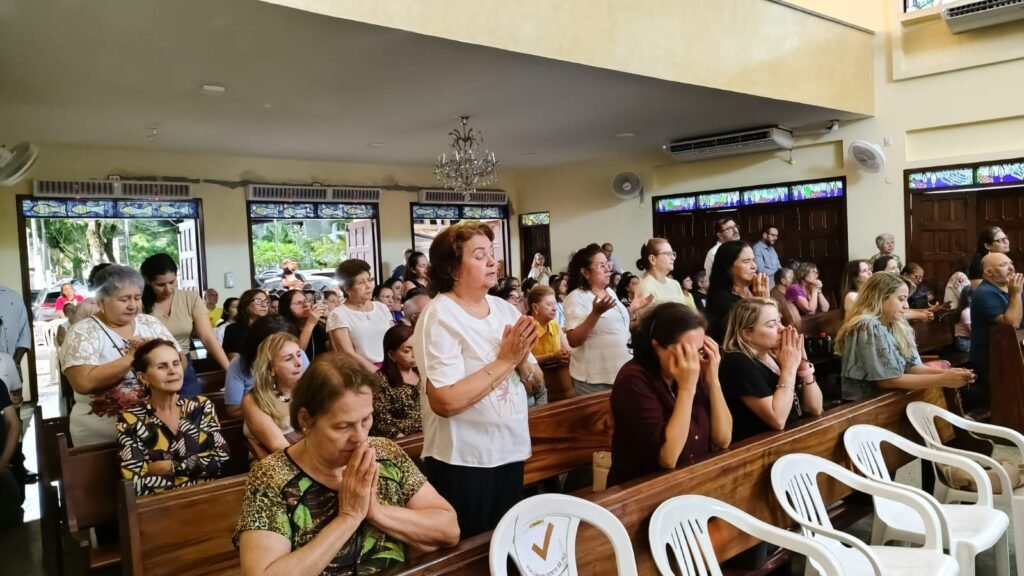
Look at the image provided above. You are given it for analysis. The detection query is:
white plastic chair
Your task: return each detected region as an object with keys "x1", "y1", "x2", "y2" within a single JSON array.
[
  {"x1": 489, "y1": 493, "x2": 638, "y2": 576},
  {"x1": 908, "y1": 400, "x2": 1024, "y2": 576},
  {"x1": 649, "y1": 494, "x2": 845, "y2": 576},
  {"x1": 44, "y1": 319, "x2": 63, "y2": 385},
  {"x1": 770, "y1": 453, "x2": 959, "y2": 576},
  {"x1": 844, "y1": 424, "x2": 1009, "y2": 576}
]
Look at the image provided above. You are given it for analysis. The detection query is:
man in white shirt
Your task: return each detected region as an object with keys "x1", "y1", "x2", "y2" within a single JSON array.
[
  {"x1": 0, "y1": 285, "x2": 30, "y2": 405},
  {"x1": 704, "y1": 218, "x2": 740, "y2": 278},
  {"x1": 602, "y1": 243, "x2": 622, "y2": 274}
]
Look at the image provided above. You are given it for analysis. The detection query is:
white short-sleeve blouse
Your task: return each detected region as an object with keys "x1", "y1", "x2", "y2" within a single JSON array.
[
  {"x1": 326, "y1": 301, "x2": 394, "y2": 363},
  {"x1": 563, "y1": 287, "x2": 632, "y2": 386}
]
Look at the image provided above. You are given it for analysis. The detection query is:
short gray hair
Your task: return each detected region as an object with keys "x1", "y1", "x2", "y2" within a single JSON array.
[
  {"x1": 875, "y1": 233, "x2": 895, "y2": 248},
  {"x1": 93, "y1": 265, "x2": 145, "y2": 299}
]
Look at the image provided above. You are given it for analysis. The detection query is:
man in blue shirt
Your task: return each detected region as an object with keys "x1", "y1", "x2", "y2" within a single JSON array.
[
  {"x1": 969, "y1": 252, "x2": 1024, "y2": 372},
  {"x1": 753, "y1": 226, "x2": 781, "y2": 289}
]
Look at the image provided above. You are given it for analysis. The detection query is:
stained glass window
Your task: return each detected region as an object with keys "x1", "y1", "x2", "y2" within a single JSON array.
[
  {"x1": 697, "y1": 191, "x2": 741, "y2": 210},
  {"x1": 412, "y1": 205, "x2": 461, "y2": 220},
  {"x1": 743, "y1": 187, "x2": 790, "y2": 205},
  {"x1": 905, "y1": 0, "x2": 940, "y2": 12},
  {"x1": 908, "y1": 168, "x2": 974, "y2": 190},
  {"x1": 520, "y1": 212, "x2": 550, "y2": 226},
  {"x1": 655, "y1": 196, "x2": 697, "y2": 213},
  {"x1": 463, "y1": 205, "x2": 505, "y2": 219},
  {"x1": 791, "y1": 180, "x2": 844, "y2": 201},
  {"x1": 317, "y1": 204, "x2": 376, "y2": 219},
  {"x1": 22, "y1": 198, "x2": 199, "y2": 219},
  {"x1": 249, "y1": 203, "x2": 316, "y2": 219},
  {"x1": 976, "y1": 162, "x2": 1024, "y2": 185}
]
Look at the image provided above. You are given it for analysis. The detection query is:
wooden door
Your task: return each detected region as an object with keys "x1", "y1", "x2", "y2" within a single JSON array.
[
  {"x1": 520, "y1": 224, "x2": 551, "y2": 278},
  {"x1": 908, "y1": 192, "x2": 974, "y2": 286},
  {"x1": 176, "y1": 219, "x2": 200, "y2": 292},
  {"x1": 977, "y1": 190, "x2": 1024, "y2": 271}
]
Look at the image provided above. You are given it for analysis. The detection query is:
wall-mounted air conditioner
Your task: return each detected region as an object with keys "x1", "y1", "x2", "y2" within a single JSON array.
[
  {"x1": 663, "y1": 127, "x2": 794, "y2": 162},
  {"x1": 34, "y1": 179, "x2": 192, "y2": 199},
  {"x1": 246, "y1": 184, "x2": 381, "y2": 203},
  {"x1": 418, "y1": 189, "x2": 508, "y2": 205},
  {"x1": 943, "y1": 0, "x2": 1024, "y2": 34}
]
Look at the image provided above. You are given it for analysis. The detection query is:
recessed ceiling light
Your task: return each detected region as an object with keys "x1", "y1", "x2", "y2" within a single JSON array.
[
  {"x1": 368, "y1": 141, "x2": 385, "y2": 148},
  {"x1": 615, "y1": 132, "x2": 636, "y2": 139},
  {"x1": 200, "y1": 84, "x2": 226, "y2": 95}
]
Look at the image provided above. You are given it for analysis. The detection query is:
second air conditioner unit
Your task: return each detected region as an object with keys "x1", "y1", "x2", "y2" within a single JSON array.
[
  {"x1": 942, "y1": 0, "x2": 1024, "y2": 34},
  {"x1": 663, "y1": 127, "x2": 794, "y2": 162}
]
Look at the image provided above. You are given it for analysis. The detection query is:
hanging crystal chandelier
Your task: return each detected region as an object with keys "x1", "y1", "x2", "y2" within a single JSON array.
[{"x1": 433, "y1": 116, "x2": 499, "y2": 195}]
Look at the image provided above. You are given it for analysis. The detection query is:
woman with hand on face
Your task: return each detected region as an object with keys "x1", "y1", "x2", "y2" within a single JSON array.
[
  {"x1": 413, "y1": 222, "x2": 540, "y2": 538},
  {"x1": 279, "y1": 290, "x2": 329, "y2": 361},
  {"x1": 636, "y1": 238, "x2": 696, "y2": 312},
  {"x1": 564, "y1": 243, "x2": 652, "y2": 396},
  {"x1": 141, "y1": 253, "x2": 230, "y2": 396},
  {"x1": 719, "y1": 299, "x2": 823, "y2": 442},
  {"x1": 236, "y1": 353, "x2": 459, "y2": 576},
  {"x1": 327, "y1": 260, "x2": 394, "y2": 372},
  {"x1": 706, "y1": 241, "x2": 770, "y2": 343},
  {"x1": 222, "y1": 289, "x2": 271, "y2": 361},
  {"x1": 786, "y1": 262, "x2": 830, "y2": 316},
  {"x1": 836, "y1": 272, "x2": 975, "y2": 402},
  {"x1": 61, "y1": 265, "x2": 181, "y2": 446},
  {"x1": 608, "y1": 303, "x2": 732, "y2": 486},
  {"x1": 242, "y1": 333, "x2": 307, "y2": 458},
  {"x1": 117, "y1": 339, "x2": 228, "y2": 495}
]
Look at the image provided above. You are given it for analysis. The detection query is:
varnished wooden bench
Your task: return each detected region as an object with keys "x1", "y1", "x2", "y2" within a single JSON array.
[
  {"x1": 989, "y1": 323, "x2": 1024, "y2": 431},
  {"x1": 36, "y1": 407, "x2": 70, "y2": 576},
  {"x1": 198, "y1": 369, "x2": 226, "y2": 395},
  {"x1": 394, "y1": 387, "x2": 948, "y2": 575},
  {"x1": 57, "y1": 433, "x2": 122, "y2": 575}
]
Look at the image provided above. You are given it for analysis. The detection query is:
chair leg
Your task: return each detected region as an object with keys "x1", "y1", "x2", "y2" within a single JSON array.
[
  {"x1": 869, "y1": 515, "x2": 887, "y2": 546},
  {"x1": 1011, "y1": 499, "x2": 1024, "y2": 576},
  {"x1": 993, "y1": 532, "x2": 1010, "y2": 576},
  {"x1": 953, "y1": 543, "x2": 976, "y2": 576}
]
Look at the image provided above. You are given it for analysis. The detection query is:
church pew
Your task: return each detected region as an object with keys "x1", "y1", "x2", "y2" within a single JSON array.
[
  {"x1": 393, "y1": 387, "x2": 947, "y2": 575},
  {"x1": 36, "y1": 407, "x2": 70, "y2": 576},
  {"x1": 57, "y1": 433, "x2": 122, "y2": 576},
  {"x1": 118, "y1": 475, "x2": 248, "y2": 576},
  {"x1": 197, "y1": 369, "x2": 226, "y2": 395},
  {"x1": 989, "y1": 323, "x2": 1024, "y2": 431},
  {"x1": 798, "y1": 309, "x2": 841, "y2": 339}
]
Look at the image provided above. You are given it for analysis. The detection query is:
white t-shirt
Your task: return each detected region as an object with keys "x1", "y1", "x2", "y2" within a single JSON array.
[
  {"x1": 60, "y1": 314, "x2": 180, "y2": 446},
  {"x1": 563, "y1": 288, "x2": 632, "y2": 385},
  {"x1": 414, "y1": 294, "x2": 535, "y2": 467},
  {"x1": 326, "y1": 301, "x2": 394, "y2": 363},
  {"x1": 704, "y1": 242, "x2": 722, "y2": 279}
]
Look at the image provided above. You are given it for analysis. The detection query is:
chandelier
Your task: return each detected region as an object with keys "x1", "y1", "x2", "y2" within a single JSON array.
[{"x1": 433, "y1": 116, "x2": 499, "y2": 195}]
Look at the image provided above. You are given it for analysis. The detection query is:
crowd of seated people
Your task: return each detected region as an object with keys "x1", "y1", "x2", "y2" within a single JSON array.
[{"x1": 45, "y1": 218, "x2": 1019, "y2": 571}]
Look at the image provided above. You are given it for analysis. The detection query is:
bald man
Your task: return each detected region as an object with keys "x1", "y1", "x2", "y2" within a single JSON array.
[{"x1": 969, "y1": 252, "x2": 1024, "y2": 371}]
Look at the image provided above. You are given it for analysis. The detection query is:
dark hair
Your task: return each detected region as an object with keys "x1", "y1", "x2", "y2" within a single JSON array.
[
  {"x1": 708, "y1": 240, "x2": 750, "y2": 299},
  {"x1": 872, "y1": 255, "x2": 897, "y2": 273},
  {"x1": 427, "y1": 222, "x2": 494, "y2": 295},
  {"x1": 87, "y1": 263, "x2": 112, "y2": 290},
  {"x1": 521, "y1": 278, "x2": 538, "y2": 293},
  {"x1": 774, "y1": 267, "x2": 793, "y2": 287},
  {"x1": 241, "y1": 314, "x2": 294, "y2": 375},
  {"x1": 954, "y1": 285, "x2": 973, "y2": 317},
  {"x1": 139, "y1": 253, "x2": 178, "y2": 313},
  {"x1": 291, "y1": 352, "x2": 378, "y2": 431},
  {"x1": 762, "y1": 225, "x2": 779, "y2": 236},
  {"x1": 616, "y1": 272, "x2": 638, "y2": 301},
  {"x1": 378, "y1": 324, "x2": 415, "y2": 390},
  {"x1": 840, "y1": 260, "x2": 866, "y2": 294},
  {"x1": 235, "y1": 289, "x2": 267, "y2": 328},
  {"x1": 715, "y1": 217, "x2": 736, "y2": 234},
  {"x1": 976, "y1": 226, "x2": 1004, "y2": 253},
  {"x1": 401, "y1": 287, "x2": 424, "y2": 304},
  {"x1": 403, "y1": 251, "x2": 428, "y2": 283},
  {"x1": 219, "y1": 297, "x2": 239, "y2": 325},
  {"x1": 322, "y1": 290, "x2": 339, "y2": 300},
  {"x1": 277, "y1": 290, "x2": 307, "y2": 331},
  {"x1": 130, "y1": 338, "x2": 179, "y2": 375},
  {"x1": 901, "y1": 263, "x2": 924, "y2": 276},
  {"x1": 490, "y1": 282, "x2": 520, "y2": 302},
  {"x1": 691, "y1": 270, "x2": 707, "y2": 284},
  {"x1": 632, "y1": 303, "x2": 707, "y2": 368},
  {"x1": 336, "y1": 259, "x2": 371, "y2": 293},
  {"x1": 372, "y1": 284, "x2": 390, "y2": 300},
  {"x1": 567, "y1": 243, "x2": 605, "y2": 292},
  {"x1": 636, "y1": 238, "x2": 668, "y2": 272}
]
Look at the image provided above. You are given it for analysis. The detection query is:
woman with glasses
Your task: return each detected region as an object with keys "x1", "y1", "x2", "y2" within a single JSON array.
[
  {"x1": 564, "y1": 243, "x2": 652, "y2": 396},
  {"x1": 636, "y1": 238, "x2": 695, "y2": 312},
  {"x1": 278, "y1": 290, "x2": 329, "y2": 361},
  {"x1": 328, "y1": 259, "x2": 394, "y2": 371},
  {"x1": 969, "y1": 226, "x2": 1011, "y2": 288},
  {"x1": 222, "y1": 289, "x2": 270, "y2": 362}
]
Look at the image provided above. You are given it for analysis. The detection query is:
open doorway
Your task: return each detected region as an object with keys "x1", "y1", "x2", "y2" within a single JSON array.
[
  {"x1": 410, "y1": 203, "x2": 511, "y2": 276},
  {"x1": 518, "y1": 212, "x2": 551, "y2": 278}
]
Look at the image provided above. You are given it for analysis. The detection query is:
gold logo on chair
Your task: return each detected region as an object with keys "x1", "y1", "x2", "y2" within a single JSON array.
[{"x1": 531, "y1": 522, "x2": 554, "y2": 561}]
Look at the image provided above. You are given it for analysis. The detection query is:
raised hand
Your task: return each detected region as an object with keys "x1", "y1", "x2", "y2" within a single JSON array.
[
  {"x1": 776, "y1": 327, "x2": 802, "y2": 373},
  {"x1": 667, "y1": 342, "x2": 702, "y2": 396},
  {"x1": 591, "y1": 295, "x2": 617, "y2": 316},
  {"x1": 308, "y1": 302, "x2": 326, "y2": 324},
  {"x1": 1010, "y1": 273, "x2": 1024, "y2": 297},
  {"x1": 629, "y1": 293, "x2": 655, "y2": 314},
  {"x1": 752, "y1": 273, "x2": 770, "y2": 298},
  {"x1": 338, "y1": 443, "x2": 377, "y2": 521},
  {"x1": 699, "y1": 336, "x2": 721, "y2": 378},
  {"x1": 497, "y1": 316, "x2": 539, "y2": 366}
]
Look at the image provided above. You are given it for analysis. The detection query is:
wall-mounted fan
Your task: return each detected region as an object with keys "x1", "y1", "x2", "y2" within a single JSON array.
[
  {"x1": 0, "y1": 143, "x2": 38, "y2": 186},
  {"x1": 612, "y1": 171, "x2": 643, "y2": 200},
  {"x1": 848, "y1": 140, "x2": 886, "y2": 173}
]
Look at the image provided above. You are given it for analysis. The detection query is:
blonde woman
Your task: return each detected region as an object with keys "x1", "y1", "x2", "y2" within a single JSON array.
[
  {"x1": 836, "y1": 272, "x2": 974, "y2": 402},
  {"x1": 635, "y1": 238, "x2": 695, "y2": 312},
  {"x1": 241, "y1": 332, "x2": 306, "y2": 458},
  {"x1": 719, "y1": 298, "x2": 822, "y2": 441},
  {"x1": 527, "y1": 252, "x2": 552, "y2": 286}
]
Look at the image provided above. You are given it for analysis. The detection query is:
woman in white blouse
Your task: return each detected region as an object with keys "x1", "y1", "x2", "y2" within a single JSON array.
[
  {"x1": 413, "y1": 221, "x2": 539, "y2": 538},
  {"x1": 327, "y1": 259, "x2": 394, "y2": 371},
  {"x1": 563, "y1": 243, "x2": 651, "y2": 396},
  {"x1": 526, "y1": 252, "x2": 552, "y2": 286},
  {"x1": 61, "y1": 265, "x2": 180, "y2": 446}
]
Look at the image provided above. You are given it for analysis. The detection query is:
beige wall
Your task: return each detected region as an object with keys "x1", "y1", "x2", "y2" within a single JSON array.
[
  {"x1": 0, "y1": 145, "x2": 519, "y2": 299},
  {"x1": 516, "y1": 0, "x2": 1024, "y2": 277}
]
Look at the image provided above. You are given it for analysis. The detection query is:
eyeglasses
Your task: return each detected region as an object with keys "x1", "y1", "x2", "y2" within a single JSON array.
[
  {"x1": 994, "y1": 237, "x2": 1010, "y2": 243},
  {"x1": 655, "y1": 251, "x2": 677, "y2": 258},
  {"x1": 721, "y1": 225, "x2": 738, "y2": 233},
  {"x1": 589, "y1": 263, "x2": 610, "y2": 271},
  {"x1": 252, "y1": 298, "x2": 269, "y2": 305}
]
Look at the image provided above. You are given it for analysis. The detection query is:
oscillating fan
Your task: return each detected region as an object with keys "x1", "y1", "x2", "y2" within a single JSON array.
[
  {"x1": 848, "y1": 140, "x2": 886, "y2": 173},
  {"x1": 0, "y1": 143, "x2": 38, "y2": 186},
  {"x1": 611, "y1": 171, "x2": 643, "y2": 200}
]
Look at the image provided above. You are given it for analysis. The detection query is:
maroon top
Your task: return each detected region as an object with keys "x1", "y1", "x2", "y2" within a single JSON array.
[{"x1": 608, "y1": 359, "x2": 712, "y2": 486}]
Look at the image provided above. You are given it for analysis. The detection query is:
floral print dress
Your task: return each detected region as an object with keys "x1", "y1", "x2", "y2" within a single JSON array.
[{"x1": 234, "y1": 437, "x2": 426, "y2": 575}]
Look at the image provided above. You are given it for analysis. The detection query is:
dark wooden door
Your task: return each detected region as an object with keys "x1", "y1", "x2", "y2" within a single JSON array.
[
  {"x1": 520, "y1": 224, "x2": 551, "y2": 278},
  {"x1": 908, "y1": 192, "x2": 974, "y2": 286},
  {"x1": 977, "y1": 191, "x2": 1024, "y2": 271},
  {"x1": 653, "y1": 211, "x2": 713, "y2": 281}
]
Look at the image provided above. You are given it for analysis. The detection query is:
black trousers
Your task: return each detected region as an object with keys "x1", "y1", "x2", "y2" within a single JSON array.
[{"x1": 424, "y1": 457, "x2": 524, "y2": 539}]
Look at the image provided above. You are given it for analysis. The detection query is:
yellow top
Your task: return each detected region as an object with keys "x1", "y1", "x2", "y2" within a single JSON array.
[{"x1": 532, "y1": 319, "x2": 562, "y2": 357}]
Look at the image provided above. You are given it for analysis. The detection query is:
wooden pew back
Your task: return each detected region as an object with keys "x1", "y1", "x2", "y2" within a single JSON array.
[
  {"x1": 989, "y1": 323, "x2": 1024, "y2": 430},
  {"x1": 198, "y1": 369, "x2": 226, "y2": 395},
  {"x1": 36, "y1": 407, "x2": 69, "y2": 576},
  {"x1": 58, "y1": 433, "x2": 121, "y2": 534},
  {"x1": 119, "y1": 475, "x2": 248, "y2": 576}
]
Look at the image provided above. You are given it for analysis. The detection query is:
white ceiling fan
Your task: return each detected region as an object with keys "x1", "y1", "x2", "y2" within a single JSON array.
[{"x1": 0, "y1": 142, "x2": 38, "y2": 186}]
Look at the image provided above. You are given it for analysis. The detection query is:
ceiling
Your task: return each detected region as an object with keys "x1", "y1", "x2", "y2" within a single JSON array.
[{"x1": 0, "y1": 0, "x2": 864, "y2": 168}]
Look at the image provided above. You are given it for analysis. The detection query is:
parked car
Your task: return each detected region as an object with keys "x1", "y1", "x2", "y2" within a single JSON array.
[
  {"x1": 260, "y1": 276, "x2": 340, "y2": 293},
  {"x1": 33, "y1": 281, "x2": 90, "y2": 321}
]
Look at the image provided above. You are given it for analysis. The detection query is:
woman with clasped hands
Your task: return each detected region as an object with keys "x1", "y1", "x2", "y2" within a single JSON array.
[
  {"x1": 412, "y1": 221, "x2": 540, "y2": 538},
  {"x1": 608, "y1": 303, "x2": 732, "y2": 486},
  {"x1": 236, "y1": 353, "x2": 458, "y2": 576}
]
